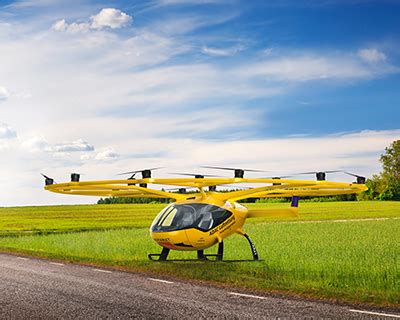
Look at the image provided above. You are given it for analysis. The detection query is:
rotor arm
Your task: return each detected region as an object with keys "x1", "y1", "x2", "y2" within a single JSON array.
[
  {"x1": 249, "y1": 183, "x2": 367, "y2": 199},
  {"x1": 45, "y1": 182, "x2": 187, "y2": 200},
  {"x1": 212, "y1": 181, "x2": 317, "y2": 202},
  {"x1": 44, "y1": 177, "x2": 367, "y2": 202}
]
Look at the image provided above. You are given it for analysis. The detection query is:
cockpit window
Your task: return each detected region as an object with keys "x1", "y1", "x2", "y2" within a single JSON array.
[
  {"x1": 151, "y1": 203, "x2": 232, "y2": 232},
  {"x1": 159, "y1": 206, "x2": 177, "y2": 227}
]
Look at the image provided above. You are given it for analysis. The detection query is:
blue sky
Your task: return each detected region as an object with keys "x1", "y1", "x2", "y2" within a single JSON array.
[
  {"x1": 128, "y1": 0, "x2": 400, "y2": 138},
  {"x1": 0, "y1": 0, "x2": 399, "y2": 205}
]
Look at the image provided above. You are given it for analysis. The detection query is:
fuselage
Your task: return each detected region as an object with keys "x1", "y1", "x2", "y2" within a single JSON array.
[{"x1": 150, "y1": 195, "x2": 248, "y2": 251}]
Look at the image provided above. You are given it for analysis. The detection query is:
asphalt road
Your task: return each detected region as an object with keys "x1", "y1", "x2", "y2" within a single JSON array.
[{"x1": 0, "y1": 253, "x2": 399, "y2": 319}]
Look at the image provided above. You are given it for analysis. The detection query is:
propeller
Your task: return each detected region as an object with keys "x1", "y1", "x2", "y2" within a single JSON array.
[
  {"x1": 41, "y1": 173, "x2": 55, "y2": 186},
  {"x1": 287, "y1": 170, "x2": 342, "y2": 181},
  {"x1": 343, "y1": 171, "x2": 366, "y2": 184},
  {"x1": 263, "y1": 170, "x2": 366, "y2": 183},
  {"x1": 117, "y1": 167, "x2": 164, "y2": 179},
  {"x1": 343, "y1": 171, "x2": 363, "y2": 178},
  {"x1": 168, "y1": 172, "x2": 222, "y2": 179},
  {"x1": 200, "y1": 166, "x2": 268, "y2": 178},
  {"x1": 118, "y1": 167, "x2": 164, "y2": 188},
  {"x1": 200, "y1": 166, "x2": 267, "y2": 172},
  {"x1": 289, "y1": 170, "x2": 342, "y2": 175}
]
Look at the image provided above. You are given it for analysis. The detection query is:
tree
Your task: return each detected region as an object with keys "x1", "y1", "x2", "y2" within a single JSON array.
[
  {"x1": 364, "y1": 140, "x2": 400, "y2": 201},
  {"x1": 379, "y1": 181, "x2": 400, "y2": 200},
  {"x1": 380, "y1": 140, "x2": 400, "y2": 181},
  {"x1": 379, "y1": 140, "x2": 400, "y2": 200}
]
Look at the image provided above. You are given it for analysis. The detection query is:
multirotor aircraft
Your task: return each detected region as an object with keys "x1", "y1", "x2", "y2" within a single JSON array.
[{"x1": 43, "y1": 167, "x2": 367, "y2": 261}]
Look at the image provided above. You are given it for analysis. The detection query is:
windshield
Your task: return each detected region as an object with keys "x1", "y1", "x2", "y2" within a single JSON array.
[{"x1": 151, "y1": 203, "x2": 232, "y2": 232}]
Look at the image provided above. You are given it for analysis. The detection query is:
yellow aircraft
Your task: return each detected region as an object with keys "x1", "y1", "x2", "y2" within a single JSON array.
[{"x1": 43, "y1": 167, "x2": 367, "y2": 261}]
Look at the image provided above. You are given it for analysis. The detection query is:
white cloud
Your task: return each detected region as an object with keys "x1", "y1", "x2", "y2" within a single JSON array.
[
  {"x1": 149, "y1": 12, "x2": 237, "y2": 35},
  {"x1": 357, "y1": 48, "x2": 386, "y2": 62},
  {"x1": 67, "y1": 22, "x2": 91, "y2": 33},
  {"x1": 183, "y1": 130, "x2": 400, "y2": 170},
  {"x1": 21, "y1": 135, "x2": 48, "y2": 152},
  {"x1": 0, "y1": 86, "x2": 10, "y2": 100},
  {"x1": 21, "y1": 137, "x2": 94, "y2": 153},
  {"x1": 238, "y1": 54, "x2": 395, "y2": 82},
  {"x1": 52, "y1": 8, "x2": 132, "y2": 34},
  {"x1": 80, "y1": 153, "x2": 92, "y2": 161},
  {"x1": 47, "y1": 139, "x2": 94, "y2": 152},
  {"x1": 90, "y1": 8, "x2": 133, "y2": 30},
  {"x1": 262, "y1": 48, "x2": 274, "y2": 56},
  {"x1": 95, "y1": 148, "x2": 119, "y2": 161},
  {"x1": 51, "y1": 19, "x2": 90, "y2": 34},
  {"x1": 0, "y1": 123, "x2": 17, "y2": 139},
  {"x1": 201, "y1": 45, "x2": 242, "y2": 57},
  {"x1": 51, "y1": 19, "x2": 67, "y2": 31}
]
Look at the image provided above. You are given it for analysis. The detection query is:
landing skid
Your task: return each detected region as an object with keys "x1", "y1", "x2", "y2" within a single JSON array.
[
  {"x1": 197, "y1": 242, "x2": 224, "y2": 261},
  {"x1": 148, "y1": 258, "x2": 263, "y2": 262},
  {"x1": 243, "y1": 233, "x2": 259, "y2": 261},
  {"x1": 148, "y1": 247, "x2": 170, "y2": 261},
  {"x1": 148, "y1": 234, "x2": 259, "y2": 262}
]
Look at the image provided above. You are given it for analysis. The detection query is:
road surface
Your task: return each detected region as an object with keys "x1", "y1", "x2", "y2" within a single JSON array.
[{"x1": 0, "y1": 253, "x2": 399, "y2": 319}]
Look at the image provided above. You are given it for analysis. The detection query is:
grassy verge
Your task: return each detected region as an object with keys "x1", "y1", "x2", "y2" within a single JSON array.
[{"x1": 0, "y1": 201, "x2": 399, "y2": 306}]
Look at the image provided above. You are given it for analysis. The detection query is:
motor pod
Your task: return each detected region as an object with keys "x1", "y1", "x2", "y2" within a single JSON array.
[
  {"x1": 356, "y1": 176, "x2": 366, "y2": 184},
  {"x1": 316, "y1": 172, "x2": 326, "y2": 181},
  {"x1": 71, "y1": 173, "x2": 80, "y2": 182},
  {"x1": 142, "y1": 170, "x2": 152, "y2": 179},
  {"x1": 234, "y1": 169, "x2": 244, "y2": 178}
]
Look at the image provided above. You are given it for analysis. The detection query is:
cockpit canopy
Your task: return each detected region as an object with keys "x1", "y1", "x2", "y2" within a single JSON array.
[{"x1": 151, "y1": 203, "x2": 232, "y2": 232}]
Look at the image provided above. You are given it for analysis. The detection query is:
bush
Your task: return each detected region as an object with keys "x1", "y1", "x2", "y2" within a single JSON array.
[{"x1": 379, "y1": 180, "x2": 400, "y2": 201}]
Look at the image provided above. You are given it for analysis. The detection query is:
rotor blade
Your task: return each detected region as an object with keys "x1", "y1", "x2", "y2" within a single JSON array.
[
  {"x1": 118, "y1": 171, "x2": 139, "y2": 175},
  {"x1": 168, "y1": 172, "x2": 222, "y2": 177},
  {"x1": 200, "y1": 165, "x2": 237, "y2": 171},
  {"x1": 41, "y1": 173, "x2": 51, "y2": 180},
  {"x1": 261, "y1": 170, "x2": 343, "y2": 179},
  {"x1": 261, "y1": 176, "x2": 290, "y2": 179},
  {"x1": 41, "y1": 173, "x2": 56, "y2": 184},
  {"x1": 343, "y1": 171, "x2": 363, "y2": 178},
  {"x1": 282, "y1": 170, "x2": 343, "y2": 177},
  {"x1": 288, "y1": 170, "x2": 362, "y2": 178},
  {"x1": 200, "y1": 165, "x2": 267, "y2": 172},
  {"x1": 261, "y1": 174, "x2": 307, "y2": 179},
  {"x1": 117, "y1": 167, "x2": 164, "y2": 175},
  {"x1": 128, "y1": 173, "x2": 136, "y2": 179},
  {"x1": 295, "y1": 171, "x2": 318, "y2": 175}
]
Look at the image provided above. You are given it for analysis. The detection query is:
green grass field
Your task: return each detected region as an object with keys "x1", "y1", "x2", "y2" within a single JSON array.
[
  {"x1": 0, "y1": 201, "x2": 399, "y2": 306},
  {"x1": 1, "y1": 201, "x2": 399, "y2": 236}
]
